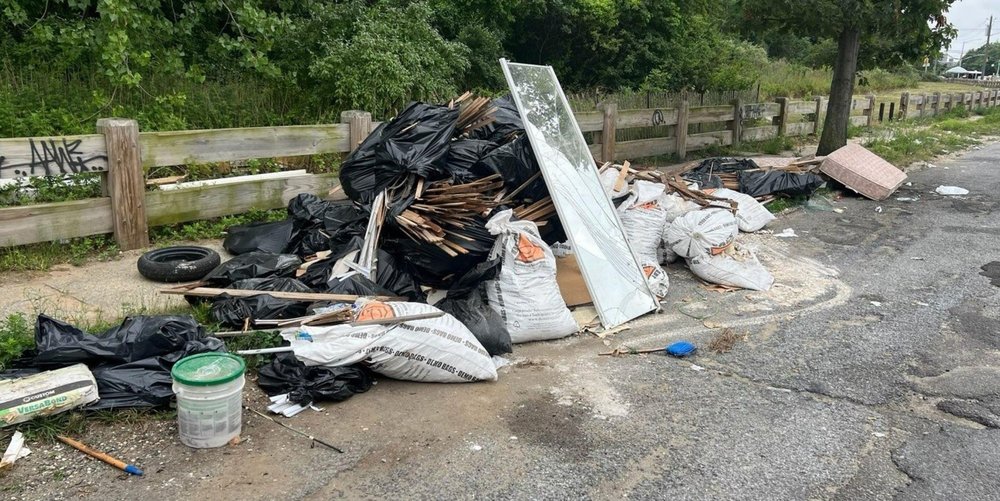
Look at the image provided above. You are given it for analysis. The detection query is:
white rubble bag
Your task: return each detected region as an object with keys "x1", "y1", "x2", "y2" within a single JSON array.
[
  {"x1": 618, "y1": 181, "x2": 671, "y2": 299},
  {"x1": 599, "y1": 167, "x2": 629, "y2": 198},
  {"x1": 705, "y1": 188, "x2": 775, "y2": 232},
  {"x1": 281, "y1": 301, "x2": 498, "y2": 383},
  {"x1": 485, "y1": 209, "x2": 578, "y2": 343},
  {"x1": 657, "y1": 242, "x2": 679, "y2": 264},
  {"x1": 619, "y1": 181, "x2": 669, "y2": 262},
  {"x1": 687, "y1": 245, "x2": 774, "y2": 291},
  {"x1": 663, "y1": 208, "x2": 739, "y2": 258},
  {"x1": 661, "y1": 192, "x2": 700, "y2": 223}
]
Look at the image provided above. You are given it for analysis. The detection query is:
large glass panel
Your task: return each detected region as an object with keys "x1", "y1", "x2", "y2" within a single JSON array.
[{"x1": 500, "y1": 60, "x2": 657, "y2": 327}]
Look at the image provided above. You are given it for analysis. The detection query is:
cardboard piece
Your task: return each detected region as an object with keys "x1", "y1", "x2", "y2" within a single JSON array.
[
  {"x1": 556, "y1": 254, "x2": 593, "y2": 307},
  {"x1": 820, "y1": 143, "x2": 906, "y2": 200}
]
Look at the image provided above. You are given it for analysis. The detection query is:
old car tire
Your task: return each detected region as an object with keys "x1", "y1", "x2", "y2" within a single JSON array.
[{"x1": 137, "y1": 246, "x2": 221, "y2": 283}]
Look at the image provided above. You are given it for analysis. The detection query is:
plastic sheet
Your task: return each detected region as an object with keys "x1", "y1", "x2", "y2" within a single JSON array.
[
  {"x1": 471, "y1": 95, "x2": 524, "y2": 143},
  {"x1": 9, "y1": 315, "x2": 225, "y2": 409},
  {"x1": 210, "y1": 294, "x2": 309, "y2": 328},
  {"x1": 447, "y1": 139, "x2": 499, "y2": 182},
  {"x1": 738, "y1": 170, "x2": 824, "y2": 197},
  {"x1": 474, "y1": 135, "x2": 547, "y2": 202},
  {"x1": 223, "y1": 219, "x2": 297, "y2": 255},
  {"x1": 257, "y1": 353, "x2": 375, "y2": 406},
  {"x1": 203, "y1": 252, "x2": 302, "y2": 287},
  {"x1": 435, "y1": 258, "x2": 512, "y2": 356}
]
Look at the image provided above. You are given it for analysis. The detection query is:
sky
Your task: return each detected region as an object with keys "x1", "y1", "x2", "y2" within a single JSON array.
[{"x1": 944, "y1": 0, "x2": 996, "y2": 60}]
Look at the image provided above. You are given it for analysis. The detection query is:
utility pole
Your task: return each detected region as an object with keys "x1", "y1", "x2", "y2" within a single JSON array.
[{"x1": 984, "y1": 16, "x2": 993, "y2": 78}]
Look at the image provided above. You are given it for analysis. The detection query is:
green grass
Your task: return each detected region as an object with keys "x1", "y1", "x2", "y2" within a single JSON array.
[{"x1": 0, "y1": 313, "x2": 33, "y2": 371}]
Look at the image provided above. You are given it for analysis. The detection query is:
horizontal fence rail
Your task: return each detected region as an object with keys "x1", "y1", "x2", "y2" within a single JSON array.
[{"x1": 1, "y1": 89, "x2": 998, "y2": 250}]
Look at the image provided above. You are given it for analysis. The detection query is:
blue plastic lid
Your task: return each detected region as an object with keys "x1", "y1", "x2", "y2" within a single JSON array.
[{"x1": 666, "y1": 341, "x2": 697, "y2": 357}]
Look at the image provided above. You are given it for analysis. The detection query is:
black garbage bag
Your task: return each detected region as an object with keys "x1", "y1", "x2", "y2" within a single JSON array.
[
  {"x1": 257, "y1": 353, "x2": 375, "y2": 406},
  {"x1": 289, "y1": 229, "x2": 334, "y2": 256},
  {"x1": 340, "y1": 102, "x2": 458, "y2": 203},
  {"x1": 321, "y1": 201, "x2": 369, "y2": 247},
  {"x1": 223, "y1": 219, "x2": 297, "y2": 255},
  {"x1": 682, "y1": 157, "x2": 758, "y2": 190},
  {"x1": 229, "y1": 277, "x2": 314, "y2": 293},
  {"x1": 203, "y1": 252, "x2": 302, "y2": 287},
  {"x1": 20, "y1": 315, "x2": 225, "y2": 409},
  {"x1": 435, "y1": 258, "x2": 512, "y2": 356},
  {"x1": 305, "y1": 236, "x2": 425, "y2": 302},
  {"x1": 287, "y1": 193, "x2": 331, "y2": 225},
  {"x1": 447, "y1": 139, "x2": 498, "y2": 182},
  {"x1": 474, "y1": 135, "x2": 547, "y2": 202},
  {"x1": 382, "y1": 216, "x2": 496, "y2": 289},
  {"x1": 327, "y1": 273, "x2": 399, "y2": 298},
  {"x1": 210, "y1": 294, "x2": 308, "y2": 328},
  {"x1": 738, "y1": 170, "x2": 825, "y2": 197},
  {"x1": 471, "y1": 95, "x2": 524, "y2": 143}
]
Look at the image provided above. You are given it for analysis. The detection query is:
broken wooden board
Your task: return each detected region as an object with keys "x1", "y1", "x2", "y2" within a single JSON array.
[{"x1": 819, "y1": 143, "x2": 906, "y2": 200}]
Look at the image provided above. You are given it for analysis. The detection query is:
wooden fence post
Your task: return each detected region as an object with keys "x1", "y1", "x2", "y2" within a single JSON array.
[
  {"x1": 731, "y1": 98, "x2": 743, "y2": 147},
  {"x1": 899, "y1": 92, "x2": 909, "y2": 120},
  {"x1": 921, "y1": 94, "x2": 929, "y2": 116},
  {"x1": 599, "y1": 102, "x2": 617, "y2": 163},
  {"x1": 676, "y1": 97, "x2": 689, "y2": 160},
  {"x1": 340, "y1": 110, "x2": 372, "y2": 153},
  {"x1": 774, "y1": 97, "x2": 789, "y2": 136},
  {"x1": 96, "y1": 118, "x2": 149, "y2": 250},
  {"x1": 813, "y1": 96, "x2": 824, "y2": 134},
  {"x1": 932, "y1": 92, "x2": 940, "y2": 115},
  {"x1": 864, "y1": 95, "x2": 876, "y2": 126}
]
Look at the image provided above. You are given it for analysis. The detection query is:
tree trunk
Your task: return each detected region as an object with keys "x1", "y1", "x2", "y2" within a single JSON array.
[{"x1": 818, "y1": 26, "x2": 860, "y2": 155}]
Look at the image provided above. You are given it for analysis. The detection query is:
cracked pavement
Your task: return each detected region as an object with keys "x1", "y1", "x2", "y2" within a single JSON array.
[{"x1": 4, "y1": 143, "x2": 1000, "y2": 500}]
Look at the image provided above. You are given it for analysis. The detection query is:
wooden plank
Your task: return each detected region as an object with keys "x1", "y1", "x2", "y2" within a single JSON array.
[
  {"x1": 0, "y1": 134, "x2": 108, "y2": 180},
  {"x1": 0, "y1": 198, "x2": 113, "y2": 247},
  {"x1": 787, "y1": 101, "x2": 818, "y2": 115},
  {"x1": 162, "y1": 286, "x2": 402, "y2": 303},
  {"x1": 614, "y1": 138, "x2": 676, "y2": 160},
  {"x1": 575, "y1": 111, "x2": 604, "y2": 132},
  {"x1": 786, "y1": 122, "x2": 815, "y2": 136},
  {"x1": 774, "y1": 97, "x2": 789, "y2": 137},
  {"x1": 814, "y1": 97, "x2": 824, "y2": 134},
  {"x1": 688, "y1": 130, "x2": 733, "y2": 150},
  {"x1": 676, "y1": 99, "x2": 689, "y2": 160},
  {"x1": 688, "y1": 105, "x2": 735, "y2": 124},
  {"x1": 741, "y1": 125, "x2": 778, "y2": 142},
  {"x1": 145, "y1": 172, "x2": 339, "y2": 227},
  {"x1": 341, "y1": 111, "x2": 372, "y2": 152},
  {"x1": 601, "y1": 102, "x2": 618, "y2": 163},
  {"x1": 616, "y1": 108, "x2": 679, "y2": 128},
  {"x1": 849, "y1": 115, "x2": 869, "y2": 126},
  {"x1": 139, "y1": 125, "x2": 351, "y2": 168},
  {"x1": 97, "y1": 118, "x2": 149, "y2": 250}
]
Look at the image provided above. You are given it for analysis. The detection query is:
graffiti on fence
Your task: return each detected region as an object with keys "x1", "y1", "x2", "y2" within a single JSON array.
[
  {"x1": 650, "y1": 109, "x2": 666, "y2": 126},
  {"x1": 0, "y1": 138, "x2": 108, "y2": 179},
  {"x1": 741, "y1": 103, "x2": 767, "y2": 121}
]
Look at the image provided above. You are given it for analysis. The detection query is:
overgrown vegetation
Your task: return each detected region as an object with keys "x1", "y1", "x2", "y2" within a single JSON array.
[
  {"x1": 861, "y1": 105, "x2": 996, "y2": 165},
  {"x1": 0, "y1": 313, "x2": 32, "y2": 371}
]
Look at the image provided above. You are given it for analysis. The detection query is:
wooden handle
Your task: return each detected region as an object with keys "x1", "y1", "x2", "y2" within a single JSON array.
[{"x1": 57, "y1": 435, "x2": 127, "y2": 470}]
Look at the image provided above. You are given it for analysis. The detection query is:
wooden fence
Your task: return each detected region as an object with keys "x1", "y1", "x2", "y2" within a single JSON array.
[{"x1": 2, "y1": 89, "x2": 998, "y2": 251}]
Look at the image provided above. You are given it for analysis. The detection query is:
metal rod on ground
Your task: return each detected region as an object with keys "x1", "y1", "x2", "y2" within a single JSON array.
[
  {"x1": 245, "y1": 407, "x2": 343, "y2": 453},
  {"x1": 236, "y1": 346, "x2": 294, "y2": 356},
  {"x1": 213, "y1": 329, "x2": 278, "y2": 338},
  {"x1": 56, "y1": 435, "x2": 143, "y2": 476}
]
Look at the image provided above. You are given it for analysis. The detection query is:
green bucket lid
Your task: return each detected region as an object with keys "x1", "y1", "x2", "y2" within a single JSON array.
[{"x1": 171, "y1": 353, "x2": 246, "y2": 386}]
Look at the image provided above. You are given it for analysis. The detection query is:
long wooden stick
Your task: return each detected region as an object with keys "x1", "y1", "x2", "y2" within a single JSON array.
[
  {"x1": 57, "y1": 435, "x2": 143, "y2": 476},
  {"x1": 161, "y1": 286, "x2": 403, "y2": 303}
]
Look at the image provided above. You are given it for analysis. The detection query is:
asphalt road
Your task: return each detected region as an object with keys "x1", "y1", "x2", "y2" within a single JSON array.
[{"x1": 5, "y1": 143, "x2": 999, "y2": 501}]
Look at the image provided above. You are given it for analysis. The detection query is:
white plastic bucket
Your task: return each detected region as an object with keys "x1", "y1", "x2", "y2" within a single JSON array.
[{"x1": 171, "y1": 353, "x2": 246, "y2": 449}]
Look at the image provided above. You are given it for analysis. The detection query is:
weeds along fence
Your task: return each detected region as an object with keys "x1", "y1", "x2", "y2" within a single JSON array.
[{"x1": 1, "y1": 90, "x2": 998, "y2": 251}]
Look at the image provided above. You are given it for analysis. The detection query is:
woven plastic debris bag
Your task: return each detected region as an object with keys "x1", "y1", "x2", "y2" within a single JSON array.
[
  {"x1": 705, "y1": 188, "x2": 775, "y2": 232},
  {"x1": 619, "y1": 181, "x2": 668, "y2": 262},
  {"x1": 687, "y1": 246, "x2": 774, "y2": 291},
  {"x1": 664, "y1": 208, "x2": 739, "y2": 259},
  {"x1": 282, "y1": 301, "x2": 497, "y2": 383},
  {"x1": 661, "y1": 193, "x2": 700, "y2": 223},
  {"x1": 484, "y1": 210, "x2": 578, "y2": 343}
]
